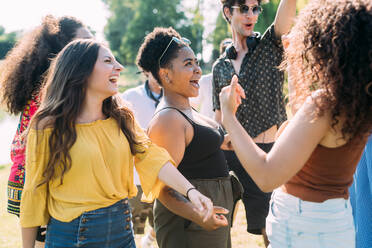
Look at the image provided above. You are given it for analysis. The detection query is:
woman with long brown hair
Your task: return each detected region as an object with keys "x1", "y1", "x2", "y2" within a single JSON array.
[
  {"x1": 0, "y1": 15, "x2": 92, "y2": 244},
  {"x1": 20, "y1": 39, "x2": 213, "y2": 248},
  {"x1": 219, "y1": 0, "x2": 372, "y2": 247}
]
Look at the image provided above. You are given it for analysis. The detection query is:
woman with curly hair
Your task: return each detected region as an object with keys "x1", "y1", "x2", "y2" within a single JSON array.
[
  {"x1": 0, "y1": 15, "x2": 92, "y2": 243},
  {"x1": 219, "y1": 0, "x2": 372, "y2": 247},
  {"x1": 20, "y1": 39, "x2": 212, "y2": 247}
]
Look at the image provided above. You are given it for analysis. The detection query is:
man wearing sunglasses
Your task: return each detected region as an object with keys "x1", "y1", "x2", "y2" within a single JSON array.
[{"x1": 212, "y1": 0, "x2": 296, "y2": 246}]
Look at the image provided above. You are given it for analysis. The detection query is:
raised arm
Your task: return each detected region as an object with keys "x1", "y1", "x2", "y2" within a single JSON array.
[
  {"x1": 273, "y1": 0, "x2": 297, "y2": 37},
  {"x1": 219, "y1": 76, "x2": 330, "y2": 192}
]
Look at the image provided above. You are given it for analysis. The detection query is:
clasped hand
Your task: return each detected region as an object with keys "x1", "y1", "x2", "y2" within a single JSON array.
[
  {"x1": 188, "y1": 189, "x2": 229, "y2": 231},
  {"x1": 187, "y1": 188, "x2": 214, "y2": 222}
]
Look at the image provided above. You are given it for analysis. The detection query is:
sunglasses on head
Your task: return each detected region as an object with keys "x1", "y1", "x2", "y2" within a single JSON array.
[
  {"x1": 231, "y1": 5, "x2": 262, "y2": 16},
  {"x1": 158, "y1": 37, "x2": 191, "y2": 67}
]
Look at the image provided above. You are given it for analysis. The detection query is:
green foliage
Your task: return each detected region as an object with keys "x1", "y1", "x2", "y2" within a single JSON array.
[
  {"x1": 208, "y1": 12, "x2": 231, "y2": 62},
  {"x1": 0, "y1": 26, "x2": 17, "y2": 59},
  {"x1": 255, "y1": 0, "x2": 280, "y2": 35},
  {"x1": 103, "y1": 0, "x2": 137, "y2": 63},
  {"x1": 103, "y1": 0, "x2": 204, "y2": 65},
  {"x1": 182, "y1": 0, "x2": 204, "y2": 60}
]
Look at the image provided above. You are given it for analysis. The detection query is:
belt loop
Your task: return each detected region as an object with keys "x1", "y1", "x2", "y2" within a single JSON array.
[
  {"x1": 345, "y1": 200, "x2": 348, "y2": 209},
  {"x1": 298, "y1": 198, "x2": 302, "y2": 214}
]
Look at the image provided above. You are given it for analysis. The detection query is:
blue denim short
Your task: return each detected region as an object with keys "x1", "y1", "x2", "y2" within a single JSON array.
[
  {"x1": 266, "y1": 188, "x2": 355, "y2": 248},
  {"x1": 45, "y1": 198, "x2": 136, "y2": 248}
]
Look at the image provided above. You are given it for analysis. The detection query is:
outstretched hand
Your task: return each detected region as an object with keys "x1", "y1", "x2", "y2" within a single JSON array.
[
  {"x1": 187, "y1": 189, "x2": 214, "y2": 222},
  {"x1": 219, "y1": 75, "x2": 245, "y2": 117}
]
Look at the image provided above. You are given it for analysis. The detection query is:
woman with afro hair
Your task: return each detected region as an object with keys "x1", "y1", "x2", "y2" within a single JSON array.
[{"x1": 138, "y1": 27, "x2": 235, "y2": 248}]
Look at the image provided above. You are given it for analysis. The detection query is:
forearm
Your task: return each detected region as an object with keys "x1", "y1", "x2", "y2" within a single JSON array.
[
  {"x1": 158, "y1": 186, "x2": 202, "y2": 224},
  {"x1": 222, "y1": 113, "x2": 272, "y2": 191},
  {"x1": 22, "y1": 227, "x2": 38, "y2": 248},
  {"x1": 158, "y1": 162, "x2": 194, "y2": 197},
  {"x1": 274, "y1": 0, "x2": 297, "y2": 36}
]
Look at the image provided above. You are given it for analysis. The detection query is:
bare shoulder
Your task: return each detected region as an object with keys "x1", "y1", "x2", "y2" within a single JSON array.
[{"x1": 148, "y1": 108, "x2": 187, "y2": 136}]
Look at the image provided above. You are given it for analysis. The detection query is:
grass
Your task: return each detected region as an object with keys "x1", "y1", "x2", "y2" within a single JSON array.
[{"x1": 0, "y1": 164, "x2": 264, "y2": 247}]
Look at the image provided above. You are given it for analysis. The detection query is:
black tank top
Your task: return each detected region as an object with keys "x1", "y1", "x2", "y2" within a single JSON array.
[{"x1": 157, "y1": 107, "x2": 229, "y2": 179}]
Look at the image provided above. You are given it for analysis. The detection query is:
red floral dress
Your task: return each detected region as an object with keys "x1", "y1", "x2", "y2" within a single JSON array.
[{"x1": 7, "y1": 95, "x2": 40, "y2": 216}]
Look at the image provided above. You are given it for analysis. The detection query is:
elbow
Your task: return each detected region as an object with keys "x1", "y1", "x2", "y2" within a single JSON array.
[
  {"x1": 255, "y1": 177, "x2": 276, "y2": 193},
  {"x1": 260, "y1": 185, "x2": 274, "y2": 193},
  {"x1": 257, "y1": 182, "x2": 272, "y2": 193}
]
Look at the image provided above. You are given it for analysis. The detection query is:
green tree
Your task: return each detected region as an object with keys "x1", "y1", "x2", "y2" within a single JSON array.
[
  {"x1": 180, "y1": 0, "x2": 204, "y2": 62},
  {"x1": 103, "y1": 0, "x2": 204, "y2": 65},
  {"x1": 255, "y1": 0, "x2": 280, "y2": 34},
  {"x1": 208, "y1": 12, "x2": 231, "y2": 62},
  {"x1": 102, "y1": 0, "x2": 137, "y2": 62},
  {"x1": 119, "y1": 0, "x2": 198, "y2": 64},
  {"x1": 0, "y1": 26, "x2": 18, "y2": 59}
]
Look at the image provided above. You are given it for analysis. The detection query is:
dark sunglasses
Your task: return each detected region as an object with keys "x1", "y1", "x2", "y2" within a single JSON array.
[
  {"x1": 158, "y1": 37, "x2": 191, "y2": 67},
  {"x1": 231, "y1": 5, "x2": 262, "y2": 16}
]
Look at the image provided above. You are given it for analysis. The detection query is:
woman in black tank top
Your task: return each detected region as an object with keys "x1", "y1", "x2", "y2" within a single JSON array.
[{"x1": 136, "y1": 28, "x2": 235, "y2": 248}]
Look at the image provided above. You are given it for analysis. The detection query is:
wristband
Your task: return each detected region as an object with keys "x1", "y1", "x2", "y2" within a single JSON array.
[{"x1": 186, "y1": 187, "x2": 197, "y2": 199}]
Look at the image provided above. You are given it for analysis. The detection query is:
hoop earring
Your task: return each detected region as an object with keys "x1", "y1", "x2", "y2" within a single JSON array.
[{"x1": 365, "y1": 81, "x2": 372, "y2": 96}]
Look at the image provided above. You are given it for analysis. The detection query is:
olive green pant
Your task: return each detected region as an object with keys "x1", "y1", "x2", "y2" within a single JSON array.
[{"x1": 154, "y1": 177, "x2": 234, "y2": 248}]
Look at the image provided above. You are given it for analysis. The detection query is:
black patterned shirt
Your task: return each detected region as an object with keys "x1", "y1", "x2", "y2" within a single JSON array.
[{"x1": 212, "y1": 24, "x2": 287, "y2": 138}]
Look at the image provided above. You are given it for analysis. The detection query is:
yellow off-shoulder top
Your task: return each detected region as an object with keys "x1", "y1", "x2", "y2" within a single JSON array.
[{"x1": 20, "y1": 117, "x2": 173, "y2": 227}]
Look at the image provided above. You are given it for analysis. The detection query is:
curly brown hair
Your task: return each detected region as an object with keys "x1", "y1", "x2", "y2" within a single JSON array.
[
  {"x1": 32, "y1": 40, "x2": 144, "y2": 186},
  {"x1": 0, "y1": 15, "x2": 84, "y2": 114},
  {"x1": 285, "y1": 0, "x2": 372, "y2": 140},
  {"x1": 136, "y1": 27, "x2": 189, "y2": 85}
]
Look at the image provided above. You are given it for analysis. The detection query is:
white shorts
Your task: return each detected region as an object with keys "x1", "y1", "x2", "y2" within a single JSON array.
[{"x1": 266, "y1": 188, "x2": 355, "y2": 248}]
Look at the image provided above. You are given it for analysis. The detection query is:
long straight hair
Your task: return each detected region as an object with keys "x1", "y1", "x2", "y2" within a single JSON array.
[{"x1": 31, "y1": 39, "x2": 144, "y2": 186}]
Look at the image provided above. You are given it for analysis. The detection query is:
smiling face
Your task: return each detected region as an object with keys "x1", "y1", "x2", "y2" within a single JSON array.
[
  {"x1": 226, "y1": 0, "x2": 260, "y2": 37},
  {"x1": 162, "y1": 46, "x2": 202, "y2": 98},
  {"x1": 86, "y1": 46, "x2": 123, "y2": 100}
]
